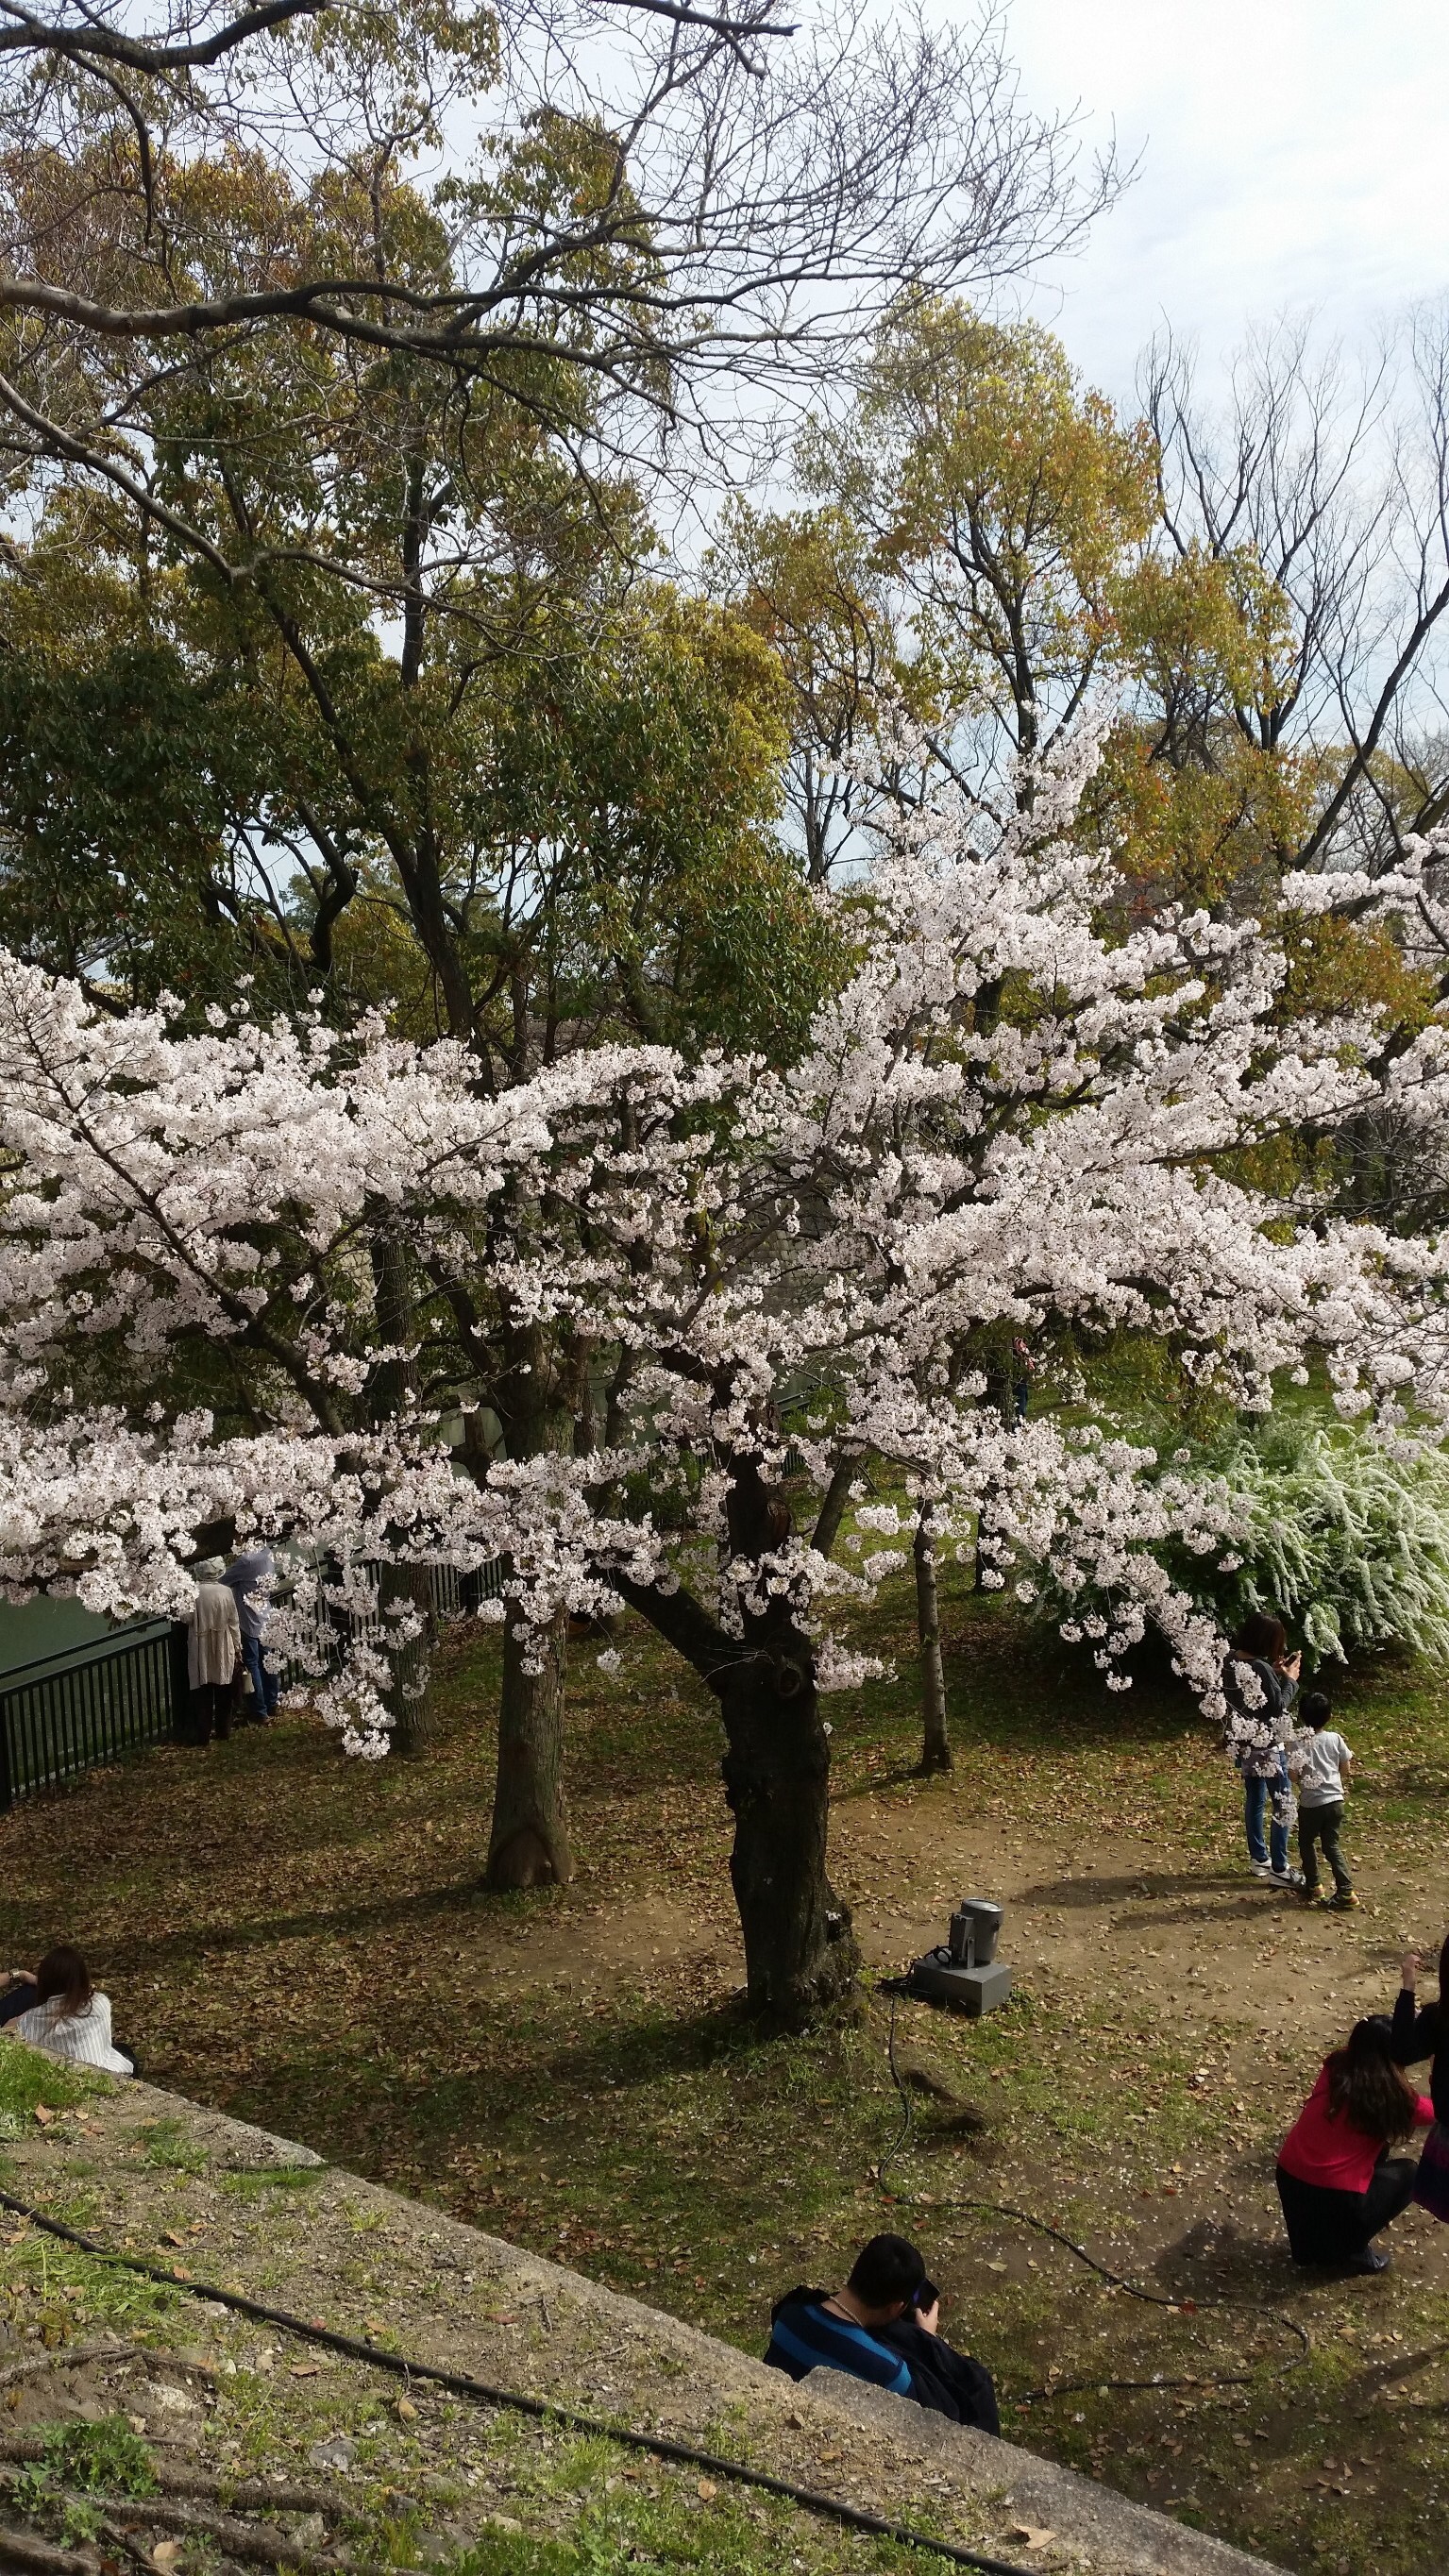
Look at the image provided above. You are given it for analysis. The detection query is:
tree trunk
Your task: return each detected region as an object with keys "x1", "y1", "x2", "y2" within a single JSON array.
[
  {"x1": 810, "y1": 1450, "x2": 859, "y2": 1560},
  {"x1": 718, "y1": 1641, "x2": 859, "y2": 2026},
  {"x1": 914, "y1": 1507, "x2": 952, "y2": 1774},
  {"x1": 483, "y1": 1597, "x2": 572, "y2": 1888},
  {"x1": 367, "y1": 1229, "x2": 436, "y2": 1759},
  {"x1": 382, "y1": 1561, "x2": 436, "y2": 1759}
]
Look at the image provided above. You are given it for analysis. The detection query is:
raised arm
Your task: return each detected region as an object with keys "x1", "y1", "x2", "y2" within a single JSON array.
[{"x1": 1391, "y1": 1955, "x2": 1436, "y2": 2064}]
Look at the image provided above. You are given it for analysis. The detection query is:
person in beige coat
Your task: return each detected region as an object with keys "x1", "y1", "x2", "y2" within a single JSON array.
[{"x1": 187, "y1": 1557, "x2": 242, "y2": 1743}]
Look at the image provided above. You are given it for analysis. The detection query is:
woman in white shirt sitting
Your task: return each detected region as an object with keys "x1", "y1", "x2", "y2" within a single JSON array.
[{"x1": 4, "y1": 1947, "x2": 133, "y2": 2077}]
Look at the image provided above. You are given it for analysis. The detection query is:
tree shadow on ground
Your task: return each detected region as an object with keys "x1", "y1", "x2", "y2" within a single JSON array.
[
  {"x1": 1019, "y1": 1871, "x2": 1259, "y2": 1907},
  {"x1": 99, "y1": 1875, "x2": 542, "y2": 1978},
  {"x1": 221, "y1": 1991, "x2": 816, "y2": 2176}
]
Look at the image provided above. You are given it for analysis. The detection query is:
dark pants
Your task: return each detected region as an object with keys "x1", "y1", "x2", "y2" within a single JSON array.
[
  {"x1": 184, "y1": 1682, "x2": 234, "y2": 1745},
  {"x1": 1300, "y1": 1800, "x2": 1352, "y2": 1896},
  {"x1": 240, "y1": 1634, "x2": 280, "y2": 1719},
  {"x1": 1276, "y1": 2157, "x2": 1417, "y2": 2265}
]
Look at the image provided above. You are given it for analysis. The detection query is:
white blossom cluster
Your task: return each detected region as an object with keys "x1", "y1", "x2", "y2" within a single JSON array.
[{"x1": 3, "y1": 717, "x2": 1449, "y2": 1743}]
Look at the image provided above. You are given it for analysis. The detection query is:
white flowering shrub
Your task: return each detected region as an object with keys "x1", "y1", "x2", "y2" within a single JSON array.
[
  {"x1": 1198, "y1": 1417, "x2": 1449, "y2": 1664},
  {"x1": 1028, "y1": 1413, "x2": 1449, "y2": 1674}
]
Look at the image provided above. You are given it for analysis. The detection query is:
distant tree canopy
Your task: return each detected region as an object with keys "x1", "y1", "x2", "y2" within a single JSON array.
[
  {"x1": 723, "y1": 303, "x2": 1449, "y2": 1103},
  {"x1": 0, "y1": 555, "x2": 828, "y2": 1062}
]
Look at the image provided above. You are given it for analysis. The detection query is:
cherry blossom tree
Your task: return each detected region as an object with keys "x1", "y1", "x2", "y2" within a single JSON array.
[{"x1": 4, "y1": 716, "x2": 1449, "y2": 2017}]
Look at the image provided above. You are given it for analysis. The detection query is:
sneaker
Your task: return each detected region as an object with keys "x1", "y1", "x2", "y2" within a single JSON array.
[
  {"x1": 1329, "y1": 1891, "x2": 1361, "y2": 1911},
  {"x1": 1346, "y1": 2245, "x2": 1390, "y2": 2275},
  {"x1": 1269, "y1": 1867, "x2": 1306, "y2": 1890},
  {"x1": 1297, "y1": 1886, "x2": 1321, "y2": 1906},
  {"x1": 1250, "y1": 1860, "x2": 1274, "y2": 1879}
]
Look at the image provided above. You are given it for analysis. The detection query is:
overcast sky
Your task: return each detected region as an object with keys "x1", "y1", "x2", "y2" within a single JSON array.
[{"x1": 1005, "y1": 0, "x2": 1449, "y2": 401}]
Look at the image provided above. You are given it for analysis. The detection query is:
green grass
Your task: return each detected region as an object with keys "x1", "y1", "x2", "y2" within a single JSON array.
[
  {"x1": 0, "y1": 2039, "x2": 93, "y2": 2124},
  {"x1": 34, "y1": 2416, "x2": 160, "y2": 2499},
  {"x1": 138, "y1": 2116, "x2": 211, "y2": 2174}
]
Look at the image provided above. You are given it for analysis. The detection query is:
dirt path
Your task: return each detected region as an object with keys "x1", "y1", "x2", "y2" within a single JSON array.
[
  {"x1": 832, "y1": 1777, "x2": 1429, "y2": 2050},
  {"x1": 481, "y1": 1759, "x2": 1434, "y2": 2091}
]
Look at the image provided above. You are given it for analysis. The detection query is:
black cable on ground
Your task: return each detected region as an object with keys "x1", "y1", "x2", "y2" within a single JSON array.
[
  {"x1": 875, "y1": 1989, "x2": 1311, "y2": 2406},
  {"x1": 0, "y1": 2186, "x2": 1034, "y2": 2576}
]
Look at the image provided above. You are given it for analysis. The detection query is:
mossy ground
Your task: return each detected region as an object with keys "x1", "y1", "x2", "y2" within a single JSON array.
[{"x1": 10, "y1": 1566, "x2": 1449, "y2": 2574}]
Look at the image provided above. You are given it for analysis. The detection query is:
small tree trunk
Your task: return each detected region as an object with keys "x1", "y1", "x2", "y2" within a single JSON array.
[
  {"x1": 484, "y1": 1598, "x2": 572, "y2": 1888},
  {"x1": 718, "y1": 1641, "x2": 859, "y2": 2026},
  {"x1": 914, "y1": 1508, "x2": 952, "y2": 1775},
  {"x1": 810, "y1": 1450, "x2": 859, "y2": 1560},
  {"x1": 367, "y1": 1228, "x2": 436, "y2": 1759},
  {"x1": 382, "y1": 1562, "x2": 436, "y2": 1759}
]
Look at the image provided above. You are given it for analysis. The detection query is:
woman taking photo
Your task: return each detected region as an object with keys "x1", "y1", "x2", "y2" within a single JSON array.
[
  {"x1": 1222, "y1": 1610, "x2": 1304, "y2": 1889},
  {"x1": 1389, "y1": 1941, "x2": 1449, "y2": 2225},
  {"x1": 1276, "y1": 2017, "x2": 1431, "y2": 2273}
]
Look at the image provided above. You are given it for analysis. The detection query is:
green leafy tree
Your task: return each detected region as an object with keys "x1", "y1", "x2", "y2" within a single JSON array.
[
  {"x1": 0, "y1": 145, "x2": 828, "y2": 1867},
  {"x1": 714, "y1": 501, "x2": 914, "y2": 882},
  {"x1": 807, "y1": 300, "x2": 1158, "y2": 784}
]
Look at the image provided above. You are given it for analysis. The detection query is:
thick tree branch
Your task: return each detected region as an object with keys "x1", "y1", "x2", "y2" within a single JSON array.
[{"x1": 612, "y1": 1568, "x2": 733, "y2": 1680}]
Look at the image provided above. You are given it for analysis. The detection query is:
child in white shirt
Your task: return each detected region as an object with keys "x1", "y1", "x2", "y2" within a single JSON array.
[{"x1": 1291, "y1": 1692, "x2": 1357, "y2": 1911}]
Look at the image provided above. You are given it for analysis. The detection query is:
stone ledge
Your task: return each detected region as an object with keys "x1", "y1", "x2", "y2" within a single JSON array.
[
  {"x1": 800, "y1": 2370, "x2": 1281, "y2": 2576},
  {"x1": 4, "y1": 2067, "x2": 1285, "y2": 2576}
]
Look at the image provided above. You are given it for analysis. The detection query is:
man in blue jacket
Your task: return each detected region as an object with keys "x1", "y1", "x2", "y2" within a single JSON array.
[
  {"x1": 224, "y1": 1544, "x2": 280, "y2": 1722},
  {"x1": 764, "y1": 2233, "x2": 998, "y2": 2432}
]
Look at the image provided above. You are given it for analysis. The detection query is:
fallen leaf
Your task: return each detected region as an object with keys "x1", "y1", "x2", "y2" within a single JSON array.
[
  {"x1": 290, "y1": 2363, "x2": 321, "y2": 2379},
  {"x1": 1008, "y1": 2527, "x2": 1055, "y2": 2551},
  {"x1": 32, "y1": 2106, "x2": 53, "y2": 2128},
  {"x1": 696, "y1": 2479, "x2": 716, "y2": 2501},
  {"x1": 151, "y1": 2545, "x2": 183, "y2": 2574},
  {"x1": 396, "y1": 2396, "x2": 418, "y2": 2421},
  {"x1": 162, "y1": 2231, "x2": 187, "y2": 2248}
]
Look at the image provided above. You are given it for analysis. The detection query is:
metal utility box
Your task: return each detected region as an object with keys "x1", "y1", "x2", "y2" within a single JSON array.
[{"x1": 906, "y1": 1896, "x2": 1012, "y2": 2014}]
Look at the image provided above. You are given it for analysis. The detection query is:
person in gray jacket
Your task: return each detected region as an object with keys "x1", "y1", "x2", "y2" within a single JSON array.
[{"x1": 1222, "y1": 1610, "x2": 1304, "y2": 1889}]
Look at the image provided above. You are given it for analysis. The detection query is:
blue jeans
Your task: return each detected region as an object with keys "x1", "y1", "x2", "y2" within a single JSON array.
[
  {"x1": 1244, "y1": 1756, "x2": 1290, "y2": 1872},
  {"x1": 240, "y1": 1633, "x2": 280, "y2": 1718}
]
